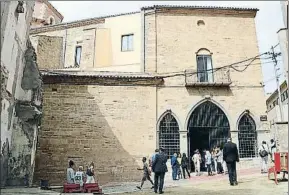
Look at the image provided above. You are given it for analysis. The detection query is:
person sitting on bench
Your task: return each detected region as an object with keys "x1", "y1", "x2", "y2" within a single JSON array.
[{"x1": 67, "y1": 160, "x2": 75, "y2": 184}]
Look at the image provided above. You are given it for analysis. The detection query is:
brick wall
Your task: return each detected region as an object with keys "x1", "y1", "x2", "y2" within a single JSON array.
[
  {"x1": 34, "y1": 83, "x2": 157, "y2": 185},
  {"x1": 144, "y1": 9, "x2": 263, "y2": 87},
  {"x1": 36, "y1": 35, "x2": 64, "y2": 69}
]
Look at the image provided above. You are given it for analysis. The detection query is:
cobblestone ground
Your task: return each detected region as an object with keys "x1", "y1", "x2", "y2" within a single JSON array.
[
  {"x1": 127, "y1": 175, "x2": 288, "y2": 195},
  {"x1": 1, "y1": 170, "x2": 287, "y2": 195}
]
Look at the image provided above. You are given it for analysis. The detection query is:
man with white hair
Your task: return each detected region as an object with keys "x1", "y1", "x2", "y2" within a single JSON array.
[{"x1": 223, "y1": 138, "x2": 239, "y2": 186}]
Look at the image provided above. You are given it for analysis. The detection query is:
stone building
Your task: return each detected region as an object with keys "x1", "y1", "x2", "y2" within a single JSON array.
[
  {"x1": 31, "y1": 0, "x2": 63, "y2": 28},
  {"x1": 1, "y1": 1, "x2": 42, "y2": 187},
  {"x1": 30, "y1": 5, "x2": 271, "y2": 185}
]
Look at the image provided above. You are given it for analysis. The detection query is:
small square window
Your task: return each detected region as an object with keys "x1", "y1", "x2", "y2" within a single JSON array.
[{"x1": 121, "y1": 34, "x2": 134, "y2": 52}]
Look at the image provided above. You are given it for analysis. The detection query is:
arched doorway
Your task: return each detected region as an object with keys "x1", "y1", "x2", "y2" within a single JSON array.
[
  {"x1": 238, "y1": 113, "x2": 257, "y2": 158},
  {"x1": 158, "y1": 112, "x2": 180, "y2": 158},
  {"x1": 187, "y1": 100, "x2": 230, "y2": 170}
]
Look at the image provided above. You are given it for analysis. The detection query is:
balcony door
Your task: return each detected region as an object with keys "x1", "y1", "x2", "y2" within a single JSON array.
[{"x1": 197, "y1": 55, "x2": 213, "y2": 83}]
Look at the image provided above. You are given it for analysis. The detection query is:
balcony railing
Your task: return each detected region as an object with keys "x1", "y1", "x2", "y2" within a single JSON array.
[{"x1": 185, "y1": 68, "x2": 232, "y2": 87}]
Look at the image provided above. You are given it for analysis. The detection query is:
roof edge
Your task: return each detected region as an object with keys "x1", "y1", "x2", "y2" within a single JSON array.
[
  {"x1": 30, "y1": 11, "x2": 140, "y2": 34},
  {"x1": 141, "y1": 5, "x2": 259, "y2": 12}
]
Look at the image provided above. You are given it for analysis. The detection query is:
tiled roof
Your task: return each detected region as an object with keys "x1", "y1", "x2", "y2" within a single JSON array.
[
  {"x1": 141, "y1": 5, "x2": 259, "y2": 11},
  {"x1": 40, "y1": 70, "x2": 164, "y2": 79}
]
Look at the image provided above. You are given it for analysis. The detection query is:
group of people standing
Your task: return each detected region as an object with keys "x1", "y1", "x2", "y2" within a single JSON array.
[
  {"x1": 171, "y1": 153, "x2": 191, "y2": 180},
  {"x1": 258, "y1": 139, "x2": 277, "y2": 174},
  {"x1": 191, "y1": 147, "x2": 227, "y2": 177}
]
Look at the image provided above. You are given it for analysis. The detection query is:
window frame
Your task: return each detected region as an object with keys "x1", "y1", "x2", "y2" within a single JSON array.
[
  {"x1": 196, "y1": 54, "x2": 214, "y2": 83},
  {"x1": 74, "y1": 46, "x2": 82, "y2": 67},
  {"x1": 121, "y1": 34, "x2": 134, "y2": 52}
]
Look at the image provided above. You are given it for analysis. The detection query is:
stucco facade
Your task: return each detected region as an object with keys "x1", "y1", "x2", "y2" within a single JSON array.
[
  {"x1": 30, "y1": 12, "x2": 142, "y2": 72},
  {"x1": 31, "y1": 5, "x2": 272, "y2": 185},
  {"x1": 1, "y1": 1, "x2": 42, "y2": 187}
]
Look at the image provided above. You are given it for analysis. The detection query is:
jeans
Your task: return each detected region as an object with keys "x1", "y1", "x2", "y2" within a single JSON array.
[
  {"x1": 207, "y1": 164, "x2": 212, "y2": 175},
  {"x1": 172, "y1": 166, "x2": 178, "y2": 180},
  {"x1": 261, "y1": 156, "x2": 268, "y2": 172},
  {"x1": 226, "y1": 162, "x2": 237, "y2": 184},
  {"x1": 182, "y1": 166, "x2": 191, "y2": 178},
  {"x1": 154, "y1": 172, "x2": 165, "y2": 193},
  {"x1": 217, "y1": 162, "x2": 224, "y2": 173}
]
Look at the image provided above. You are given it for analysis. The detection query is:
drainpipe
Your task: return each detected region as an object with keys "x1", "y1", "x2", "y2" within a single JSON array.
[
  {"x1": 154, "y1": 7, "x2": 158, "y2": 73},
  {"x1": 92, "y1": 28, "x2": 96, "y2": 68},
  {"x1": 63, "y1": 23, "x2": 68, "y2": 68},
  {"x1": 141, "y1": 9, "x2": 145, "y2": 72}
]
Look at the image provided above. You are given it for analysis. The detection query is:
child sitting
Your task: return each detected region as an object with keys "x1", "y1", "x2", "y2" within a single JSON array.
[
  {"x1": 75, "y1": 166, "x2": 86, "y2": 187},
  {"x1": 66, "y1": 160, "x2": 75, "y2": 184}
]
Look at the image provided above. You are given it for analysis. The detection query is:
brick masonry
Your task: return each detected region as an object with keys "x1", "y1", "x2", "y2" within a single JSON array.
[
  {"x1": 34, "y1": 83, "x2": 157, "y2": 185},
  {"x1": 33, "y1": 7, "x2": 273, "y2": 185}
]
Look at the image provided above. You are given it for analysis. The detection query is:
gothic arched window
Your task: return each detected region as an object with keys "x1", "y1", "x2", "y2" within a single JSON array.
[{"x1": 159, "y1": 112, "x2": 180, "y2": 158}]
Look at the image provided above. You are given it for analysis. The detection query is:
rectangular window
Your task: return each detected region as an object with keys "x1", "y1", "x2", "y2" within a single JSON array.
[
  {"x1": 121, "y1": 34, "x2": 133, "y2": 51},
  {"x1": 281, "y1": 93, "x2": 285, "y2": 102},
  {"x1": 196, "y1": 55, "x2": 213, "y2": 83},
  {"x1": 74, "y1": 46, "x2": 82, "y2": 67},
  {"x1": 284, "y1": 89, "x2": 288, "y2": 100}
]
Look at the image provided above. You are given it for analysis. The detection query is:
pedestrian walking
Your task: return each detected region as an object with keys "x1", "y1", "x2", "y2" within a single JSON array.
[
  {"x1": 152, "y1": 147, "x2": 168, "y2": 194},
  {"x1": 205, "y1": 150, "x2": 213, "y2": 176},
  {"x1": 171, "y1": 153, "x2": 178, "y2": 180},
  {"x1": 137, "y1": 157, "x2": 154, "y2": 190},
  {"x1": 192, "y1": 150, "x2": 201, "y2": 176},
  {"x1": 181, "y1": 153, "x2": 190, "y2": 179},
  {"x1": 259, "y1": 141, "x2": 270, "y2": 174},
  {"x1": 223, "y1": 138, "x2": 239, "y2": 186}
]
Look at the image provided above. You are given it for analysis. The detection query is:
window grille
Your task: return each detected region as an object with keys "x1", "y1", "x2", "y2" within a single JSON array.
[
  {"x1": 238, "y1": 114, "x2": 258, "y2": 158},
  {"x1": 159, "y1": 113, "x2": 180, "y2": 158}
]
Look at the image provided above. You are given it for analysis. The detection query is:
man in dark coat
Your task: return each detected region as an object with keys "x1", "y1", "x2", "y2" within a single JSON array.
[
  {"x1": 223, "y1": 138, "x2": 239, "y2": 186},
  {"x1": 152, "y1": 148, "x2": 168, "y2": 194}
]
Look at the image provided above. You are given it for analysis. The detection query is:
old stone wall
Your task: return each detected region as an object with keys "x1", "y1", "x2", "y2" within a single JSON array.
[
  {"x1": 34, "y1": 83, "x2": 156, "y2": 185},
  {"x1": 1, "y1": 1, "x2": 43, "y2": 187},
  {"x1": 35, "y1": 35, "x2": 64, "y2": 69},
  {"x1": 144, "y1": 8, "x2": 263, "y2": 87}
]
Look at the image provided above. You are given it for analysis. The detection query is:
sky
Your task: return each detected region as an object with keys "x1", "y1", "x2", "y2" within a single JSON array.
[{"x1": 50, "y1": 1, "x2": 286, "y2": 94}]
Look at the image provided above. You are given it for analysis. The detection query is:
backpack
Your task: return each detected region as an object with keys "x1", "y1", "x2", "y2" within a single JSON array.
[{"x1": 259, "y1": 145, "x2": 268, "y2": 157}]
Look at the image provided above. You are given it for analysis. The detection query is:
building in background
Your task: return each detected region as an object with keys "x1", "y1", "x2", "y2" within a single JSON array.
[
  {"x1": 1, "y1": 1, "x2": 42, "y2": 187},
  {"x1": 30, "y1": 5, "x2": 271, "y2": 185},
  {"x1": 31, "y1": 0, "x2": 63, "y2": 28}
]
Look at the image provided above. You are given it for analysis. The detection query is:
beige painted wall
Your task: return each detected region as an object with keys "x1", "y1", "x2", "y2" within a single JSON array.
[
  {"x1": 103, "y1": 13, "x2": 141, "y2": 69},
  {"x1": 29, "y1": 13, "x2": 142, "y2": 71}
]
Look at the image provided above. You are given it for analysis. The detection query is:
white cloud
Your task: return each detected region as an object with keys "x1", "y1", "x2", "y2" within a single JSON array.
[{"x1": 50, "y1": 1, "x2": 285, "y2": 93}]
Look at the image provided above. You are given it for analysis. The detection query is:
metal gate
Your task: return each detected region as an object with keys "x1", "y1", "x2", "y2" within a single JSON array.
[
  {"x1": 159, "y1": 113, "x2": 180, "y2": 158},
  {"x1": 238, "y1": 114, "x2": 258, "y2": 158},
  {"x1": 188, "y1": 101, "x2": 230, "y2": 151}
]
